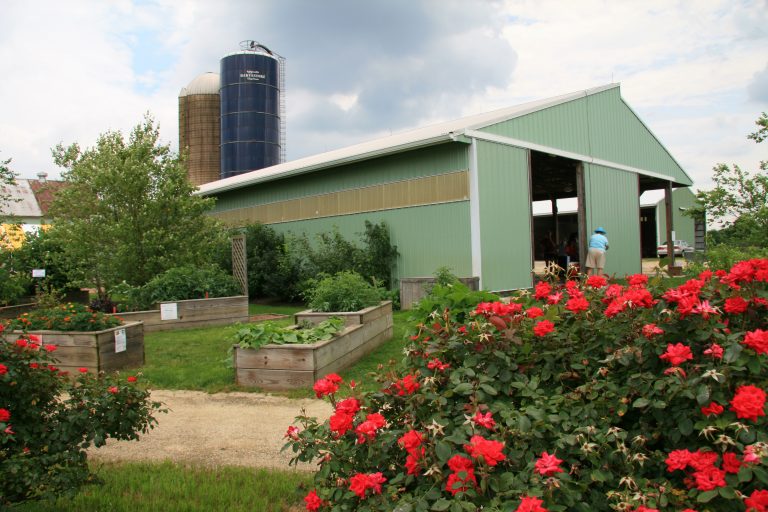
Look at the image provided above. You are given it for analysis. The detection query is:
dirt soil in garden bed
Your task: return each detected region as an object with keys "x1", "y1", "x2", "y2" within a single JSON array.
[
  {"x1": 88, "y1": 390, "x2": 331, "y2": 471},
  {"x1": 249, "y1": 313, "x2": 289, "y2": 322}
]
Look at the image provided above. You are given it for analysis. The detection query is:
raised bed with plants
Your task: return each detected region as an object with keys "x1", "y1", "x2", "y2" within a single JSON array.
[
  {"x1": 115, "y1": 295, "x2": 249, "y2": 332},
  {"x1": 1, "y1": 303, "x2": 144, "y2": 375},
  {"x1": 108, "y1": 264, "x2": 248, "y2": 332},
  {"x1": 233, "y1": 272, "x2": 394, "y2": 390}
]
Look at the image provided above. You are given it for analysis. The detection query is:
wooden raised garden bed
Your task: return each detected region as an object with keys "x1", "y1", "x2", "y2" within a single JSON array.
[
  {"x1": 234, "y1": 301, "x2": 393, "y2": 390},
  {"x1": 2, "y1": 321, "x2": 144, "y2": 375},
  {"x1": 400, "y1": 277, "x2": 480, "y2": 310},
  {"x1": 115, "y1": 295, "x2": 249, "y2": 332}
]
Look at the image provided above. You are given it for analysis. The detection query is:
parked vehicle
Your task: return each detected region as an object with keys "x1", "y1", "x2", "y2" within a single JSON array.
[{"x1": 657, "y1": 240, "x2": 694, "y2": 258}]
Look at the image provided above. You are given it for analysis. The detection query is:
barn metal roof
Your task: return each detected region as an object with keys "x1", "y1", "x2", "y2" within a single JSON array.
[
  {"x1": 197, "y1": 83, "x2": 689, "y2": 196},
  {"x1": 0, "y1": 179, "x2": 42, "y2": 217}
]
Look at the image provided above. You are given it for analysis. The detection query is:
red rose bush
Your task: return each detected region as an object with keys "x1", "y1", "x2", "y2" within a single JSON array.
[
  {"x1": 0, "y1": 329, "x2": 163, "y2": 506},
  {"x1": 285, "y1": 259, "x2": 768, "y2": 511}
]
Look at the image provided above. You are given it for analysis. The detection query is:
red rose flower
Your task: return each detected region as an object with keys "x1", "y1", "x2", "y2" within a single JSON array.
[
  {"x1": 546, "y1": 292, "x2": 563, "y2": 305},
  {"x1": 445, "y1": 455, "x2": 477, "y2": 496},
  {"x1": 348, "y1": 472, "x2": 386, "y2": 499},
  {"x1": 703, "y1": 343, "x2": 724, "y2": 359},
  {"x1": 565, "y1": 296, "x2": 589, "y2": 313},
  {"x1": 730, "y1": 385, "x2": 767, "y2": 422},
  {"x1": 329, "y1": 411, "x2": 354, "y2": 435},
  {"x1": 701, "y1": 402, "x2": 724, "y2": 417},
  {"x1": 127, "y1": 376, "x2": 137, "y2": 383},
  {"x1": 472, "y1": 411, "x2": 495, "y2": 429},
  {"x1": 285, "y1": 425, "x2": 300, "y2": 440},
  {"x1": 392, "y1": 374, "x2": 420, "y2": 395},
  {"x1": 108, "y1": 386, "x2": 118, "y2": 394},
  {"x1": 526, "y1": 307, "x2": 544, "y2": 319},
  {"x1": 399, "y1": 430, "x2": 425, "y2": 458},
  {"x1": 665, "y1": 449, "x2": 693, "y2": 472},
  {"x1": 405, "y1": 449, "x2": 424, "y2": 475},
  {"x1": 627, "y1": 274, "x2": 648, "y2": 287},
  {"x1": 0, "y1": 364, "x2": 7, "y2": 375},
  {"x1": 586, "y1": 275, "x2": 608, "y2": 288},
  {"x1": 642, "y1": 323, "x2": 664, "y2": 338},
  {"x1": 722, "y1": 452, "x2": 741, "y2": 474},
  {"x1": 659, "y1": 343, "x2": 693, "y2": 366},
  {"x1": 693, "y1": 466, "x2": 726, "y2": 491},
  {"x1": 44, "y1": 344, "x2": 57, "y2": 352},
  {"x1": 0, "y1": 408, "x2": 10, "y2": 423},
  {"x1": 724, "y1": 296, "x2": 750, "y2": 314},
  {"x1": 534, "y1": 451, "x2": 564, "y2": 476},
  {"x1": 515, "y1": 496, "x2": 548, "y2": 512},
  {"x1": 465, "y1": 435, "x2": 505, "y2": 466},
  {"x1": 325, "y1": 373, "x2": 342, "y2": 384},
  {"x1": 335, "y1": 397, "x2": 360, "y2": 415},
  {"x1": 534, "y1": 281, "x2": 552, "y2": 300},
  {"x1": 313, "y1": 377, "x2": 339, "y2": 398},
  {"x1": 532, "y1": 320, "x2": 555, "y2": 337},
  {"x1": 78, "y1": 367, "x2": 88, "y2": 373},
  {"x1": 304, "y1": 489, "x2": 323, "y2": 511},
  {"x1": 355, "y1": 413, "x2": 386, "y2": 443},
  {"x1": 427, "y1": 358, "x2": 451, "y2": 371},
  {"x1": 743, "y1": 329, "x2": 768, "y2": 355},
  {"x1": 745, "y1": 489, "x2": 768, "y2": 512}
]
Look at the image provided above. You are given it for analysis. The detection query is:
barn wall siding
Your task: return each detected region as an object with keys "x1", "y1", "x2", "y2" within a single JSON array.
[
  {"x1": 583, "y1": 163, "x2": 641, "y2": 276},
  {"x1": 476, "y1": 141, "x2": 532, "y2": 291}
]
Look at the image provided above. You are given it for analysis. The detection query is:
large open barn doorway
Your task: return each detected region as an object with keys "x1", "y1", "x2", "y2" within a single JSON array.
[{"x1": 529, "y1": 151, "x2": 584, "y2": 278}]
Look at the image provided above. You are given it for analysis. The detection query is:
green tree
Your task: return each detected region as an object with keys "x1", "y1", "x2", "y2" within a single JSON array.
[
  {"x1": 49, "y1": 115, "x2": 224, "y2": 300},
  {"x1": 692, "y1": 112, "x2": 767, "y2": 247},
  {"x1": 0, "y1": 154, "x2": 17, "y2": 215}
]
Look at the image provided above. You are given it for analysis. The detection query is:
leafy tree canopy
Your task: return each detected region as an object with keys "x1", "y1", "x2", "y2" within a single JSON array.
[
  {"x1": 48, "y1": 115, "x2": 225, "y2": 299},
  {"x1": 692, "y1": 113, "x2": 768, "y2": 247}
]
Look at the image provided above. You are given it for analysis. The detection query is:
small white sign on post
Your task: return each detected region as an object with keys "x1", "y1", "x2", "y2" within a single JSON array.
[
  {"x1": 160, "y1": 302, "x2": 178, "y2": 321},
  {"x1": 32, "y1": 269, "x2": 46, "y2": 278},
  {"x1": 114, "y1": 328, "x2": 127, "y2": 353}
]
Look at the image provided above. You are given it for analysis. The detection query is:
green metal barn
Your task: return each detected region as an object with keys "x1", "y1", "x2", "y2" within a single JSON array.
[{"x1": 197, "y1": 83, "x2": 693, "y2": 291}]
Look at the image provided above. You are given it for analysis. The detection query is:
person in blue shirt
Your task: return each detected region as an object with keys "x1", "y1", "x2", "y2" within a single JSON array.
[{"x1": 585, "y1": 227, "x2": 609, "y2": 275}]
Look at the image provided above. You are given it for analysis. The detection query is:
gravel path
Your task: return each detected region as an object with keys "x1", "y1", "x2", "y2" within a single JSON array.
[{"x1": 88, "y1": 390, "x2": 332, "y2": 471}]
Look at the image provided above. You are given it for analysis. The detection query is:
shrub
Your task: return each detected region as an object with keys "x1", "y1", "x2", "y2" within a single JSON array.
[
  {"x1": 0, "y1": 330, "x2": 163, "y2": 506},
  {"x1": 4, "y1": 303, "x2": 121, "y2": 332},
  {"x1": 113, "y1": 264, "x2": 242, "y2": 311},
  {"x1": 306, "y1": 271, "x2": 383, "y2": 312},
  {"x1": 286, "y1": 259, "x2": 768, "y2": 511}
]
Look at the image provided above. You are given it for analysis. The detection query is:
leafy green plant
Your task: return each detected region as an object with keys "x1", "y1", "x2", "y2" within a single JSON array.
[
  {"x1": 112, "y1": 265, "x2": 241, "y2": 312},
  {"x1": 286, "y1": 259, "x2": 768, "y2": 512},
  {"x1": 0, "y1": 332, "x2": 163, "y2": 506},
  {"x1": 232, "y1": 317, "x2": 345, "y2": 351},
  {"x1": 4, "y1": 303, "x2": 122, "y2": 332},
  {"x1": 306, "y1": 271, "x2": 382, "y2": 313}
]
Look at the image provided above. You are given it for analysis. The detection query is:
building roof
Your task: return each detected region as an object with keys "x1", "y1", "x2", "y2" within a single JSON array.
[
  {"x1": 1, "y1": 178, "x2": 65, "y2": 219},
  {"x1": 179, "y1": 72, "x2": 220, "y2": 97},
  {"x1": 198, "y1": 83, "x2": 691, "y2": 196}
]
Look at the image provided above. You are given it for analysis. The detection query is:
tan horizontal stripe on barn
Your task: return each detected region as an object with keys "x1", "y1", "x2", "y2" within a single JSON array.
[{"x1": 213, "y1": 170, "x2": 469, "y2": 227}]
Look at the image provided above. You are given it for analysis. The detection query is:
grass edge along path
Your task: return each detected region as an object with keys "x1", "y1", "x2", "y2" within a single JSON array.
[{"x1": 15, "y1": 461, "x2": 311, "y2": 512}]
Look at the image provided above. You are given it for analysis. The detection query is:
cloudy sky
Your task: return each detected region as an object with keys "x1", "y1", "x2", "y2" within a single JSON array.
[{"x1": 0, "y1": 0, "x2": 766, "y2": 195}]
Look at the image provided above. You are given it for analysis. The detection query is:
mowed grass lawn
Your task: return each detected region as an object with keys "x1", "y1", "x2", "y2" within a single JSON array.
[
  {"x1": 140, "y1": 304, "x2": 412, "y2": 396},
  {"x1": 16, "y1": 462, "x2": 312, "y2": 512},
  {"x1": 16, "y1": 304, "x2": 415, "y2": 511}
]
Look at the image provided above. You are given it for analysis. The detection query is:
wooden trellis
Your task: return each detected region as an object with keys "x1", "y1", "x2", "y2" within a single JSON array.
[{"x1": 231, "y1": 234, "x2": 248, "y2": 296}]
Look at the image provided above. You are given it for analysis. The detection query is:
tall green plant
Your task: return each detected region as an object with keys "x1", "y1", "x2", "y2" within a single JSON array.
[{"x1": 48, "y1": 115, "x2": 224, "y2": 300}]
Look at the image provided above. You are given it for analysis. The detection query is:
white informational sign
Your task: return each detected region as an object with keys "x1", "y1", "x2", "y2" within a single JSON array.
[
  {"x1": 32, "y1": 269, "x2": 46, "y2": 278},
  {"x1": 114, "y1": 329, "x2": 127, "y2": 353},
  {"x1": 160, "y1": 302, "x2": 178, "y2": 321}
]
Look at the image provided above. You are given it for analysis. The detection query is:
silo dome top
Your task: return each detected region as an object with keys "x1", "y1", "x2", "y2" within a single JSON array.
[{"x1": 179, "y1": 72, "x2": 220, "y2": 97}]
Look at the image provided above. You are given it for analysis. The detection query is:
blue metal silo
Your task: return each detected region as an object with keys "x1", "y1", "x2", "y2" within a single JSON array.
[{"x1": 220, "y1": 41, "x2": 283, "y2": 179}]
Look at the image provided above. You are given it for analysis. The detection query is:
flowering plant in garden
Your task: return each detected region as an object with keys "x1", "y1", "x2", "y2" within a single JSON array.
[
  {"x1": 3, "y1": 302, "x2": 122, "y2": 332},
  {"x1": 285, "y1": 259, "x2": 768, "y2": 511},
  {"x1": 0, "y1": 328, "x2": 163, "y2": 505}
]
